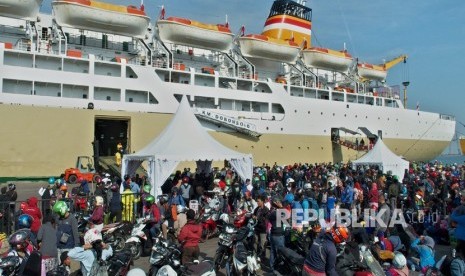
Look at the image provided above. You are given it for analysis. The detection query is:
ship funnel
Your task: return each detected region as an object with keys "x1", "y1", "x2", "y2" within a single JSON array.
[{"x1": 262, "y1": 0, "x2": 312, "y2": 48}]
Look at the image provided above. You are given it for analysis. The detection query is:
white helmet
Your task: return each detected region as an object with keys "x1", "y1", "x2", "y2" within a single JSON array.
[
  {"x1": 95, "y1": 196, "x2": 104, "y2": 206},
  {"x1": 177, "y1": 205, "x2": 186, "y2": 214},
  {"x1": 392, "y1": 252, "x2": 407, "y2": 269},
  {"x1": 84, "y1": 228, "x2": 102, "y2": 244},
  {"x1": 126, "y1": 268, "x2": 146, "y2": 276},
  {"x1": 220, "y1": 213, "x2": 229, "y2": 224},
  {"x1": 286, "y1": 178, "x2": 295, "y2": 185},
  {"x1": 303, "y1": 183, "x2": 312, "y2": 190}
]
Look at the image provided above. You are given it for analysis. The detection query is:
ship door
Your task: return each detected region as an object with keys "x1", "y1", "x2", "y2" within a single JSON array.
[{"x1": 95, "y1": 118, "x2": 130, "y2": 157}]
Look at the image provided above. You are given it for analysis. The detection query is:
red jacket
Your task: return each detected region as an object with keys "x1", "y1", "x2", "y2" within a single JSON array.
[
  {"x1": 23, "y1": 197, "x2": 42, "y2": 232},
  {"x1": 178, "y1": 220, "x2": 202, "y2": 248}
]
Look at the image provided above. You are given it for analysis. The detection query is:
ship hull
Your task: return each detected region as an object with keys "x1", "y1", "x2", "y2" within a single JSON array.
[
  {"x1": 0, "y1": 104, "x2": 452, "y2": 177},
  {"x1": 52, "y1": 1, "x2": 150, "y2": 38},
  {"x1": 0, "y1": 0, "x2": 42, "y2": 20}
]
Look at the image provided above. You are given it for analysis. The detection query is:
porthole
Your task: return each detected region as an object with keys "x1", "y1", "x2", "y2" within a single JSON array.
[
  {"x1": 281, "y1": 128, "x2": 283, "y2": 131},
  {"x1": 355, "y1": 115, "x2": 358, "y2": 118},
  {"x1": 308, "y1": 111, "x2": 310, "y2": 114},
  {"x1": 333, "y1": 113, "x2": 335, "y2": 116},
  {"x1": 344, "y1": 114, "x2": 347, "y2": 117},
  {"x1": 321, "y1": 112, "x2": 323, "y2": 115},
  {"x1": 295, "y1": 110, "x2": 297, "y2": 113}
]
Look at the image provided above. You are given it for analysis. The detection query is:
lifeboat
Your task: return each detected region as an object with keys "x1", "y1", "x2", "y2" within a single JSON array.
[
  {"x1": 238, "y1": 34, "x2": 300, "y2": 63},
  {"x1": 302, "y1": 47, "x2": 353, "y2": 72},
  {"x1": 52, "y1": 0, "x2": 150, "y2": 38},
  {"x1": 157, "y1": 17, "x2": 234, "y2": 52},
  {"x1": 357, "y1": 63, "x2": 387, "y2": 81},
  {"x1": 0, "y1": 0, "x2": 42, "y2": 20}
]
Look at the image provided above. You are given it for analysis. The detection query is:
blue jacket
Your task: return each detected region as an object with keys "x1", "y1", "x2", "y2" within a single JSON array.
[
  {"x1": 410, "y1": 238, "x2": 435, "y2": 269},
  {"x1": 341, "y1": 185, "x2": 354, "y2": 205},
  {"x1": 168, "y1": 195, "x2": 185, "y2": 207},
  {"x1": 451, "y1": 208, "x2": 465, "y2": 241},
  {"x1": 284, "y1": 192, "x2": 294, "y2": 204}
]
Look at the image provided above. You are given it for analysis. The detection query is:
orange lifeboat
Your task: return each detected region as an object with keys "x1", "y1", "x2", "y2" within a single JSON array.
[
  {"x1": 0, "y1": 0, "x2": 42, "y2": 20},
  {"x1": 302, "y1": 47, "x2": 353, "y2": 72},
  {"x1": 238, "y1": 34, "x2": 300, "y2": 63},
  {"x1": 52, "y1": 0, "x2": 150, "y2": 38},
  {"x1": 157, "y1": 17, "x2": 234, "y2": 52},
  {"x1": 357, "y1": 63, "x2": 387, "y2": 81}
]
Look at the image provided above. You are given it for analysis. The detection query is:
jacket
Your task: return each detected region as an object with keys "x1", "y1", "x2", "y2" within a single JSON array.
[
  {"x1": 109, "y1": 191, "x2": 122, "y2": 212},
  {"x1": 37, "y1": 222, "x2": 57, "y2": 257},
  {"x1": 410, "y1": 238, "x2": 435, "y2": 269},
  {"x1": 178, "y1": 220, "x2": 202, "y2": 248},
  {"x1": 451, "y1": 205, "x2": 465, "y2": 241},
  {"x1": 304, "y1": 233, "x2": 338, "y2": 276},
  {"x1": 90, "y1": 206, "x2": 104, "y2": 225},
  {"x1": 253, "y1": 205, "x2": 269, "y2": 233},
  {"x1": 341, "y1": 185, "x2": 354, "y2": 204},
  {"x1": 68, "y1": 246, "x2": 113, "y2": 276},
  {"x1": 23, "y1": 197, "x2": 42, "y2": 233}
]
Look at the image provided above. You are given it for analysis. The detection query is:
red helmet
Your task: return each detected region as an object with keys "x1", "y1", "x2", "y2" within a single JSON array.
[
  {"x1": 330, "y1": 226, "x2": 350, "y2": 244},
  {"x1": 78, "y1": 176, "x2": 84, "y2": 183},
  {"x1": 445, "y1": 172, "x2": 451, "y2": 178},
  {"x1": 182, "y1": 176, "x2": 189, "y2": 183}
]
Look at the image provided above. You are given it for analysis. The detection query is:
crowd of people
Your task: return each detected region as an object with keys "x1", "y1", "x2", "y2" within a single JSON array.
[{"x1": 0, "y1": 160, "x2": 464, "y2": 275}]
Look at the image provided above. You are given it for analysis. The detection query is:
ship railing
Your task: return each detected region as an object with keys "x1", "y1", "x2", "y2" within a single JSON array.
[{"x1": 440, "y1": 114, "x2": 455, "y2": 121}]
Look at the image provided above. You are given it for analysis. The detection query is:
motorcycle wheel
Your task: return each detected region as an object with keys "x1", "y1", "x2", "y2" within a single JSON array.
[
  {"x1": 113, "y1": 234, "x2": 126, "y2": 252},
  {"x1": 126, "y1": 242, "x2": 142, "y2": 260},
  {"x1": 213, "y1": 249, "x2": 225, "y2": 271}
]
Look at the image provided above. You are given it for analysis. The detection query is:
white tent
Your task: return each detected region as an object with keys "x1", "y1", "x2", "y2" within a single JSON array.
[
  {"x1": 122, "y1": 97, "x2": 253, "y2": 197},
  {"x1": 352, "y1": 139, "x2": 409, "y2": 180}
]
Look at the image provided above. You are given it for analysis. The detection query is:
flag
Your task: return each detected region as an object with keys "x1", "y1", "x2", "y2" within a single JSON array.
[
  {"x1": 240, "y1": 25, "x2": 245, "y2": 36},
  {"x1": 160, "y1": 6, "x2": 165, "y2": 20}
]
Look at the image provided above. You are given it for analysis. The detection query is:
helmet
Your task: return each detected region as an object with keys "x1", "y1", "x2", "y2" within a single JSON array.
[
  {"x1": 7, "y1": 183, "x2": 16, "y2": 191},
  {"x1": 48, "y1": 177, "x2": 55, "y2": 185},
  {"x1": 286, "y1": 178, "x2": 295, "y2": 185},
  {"x1": 143, "y1": 184, "x2": 151, "y2": 194},
  {"x1": 177, "y1": 205, "x2": 186, "y2": 214},
  {"x1": 8, "y1": 230, "x2": 29, "y2": 248},
  {"x1": 17, "y1": 214, "x2": 33, "y2": 229},
  {"x1": 127, "y1": 268, "x2": 147, "y2": 276},
  {"x1": 60, "y1": 185, "x2": 68, "y2": 191},
  {"x1": 158, "y1": 194, "x2": 169, "y2": 204},
  {"x1": 392, "y1": 252, "x2": 407, "y2": 269},
  {"x1": 303, "y1": 183, "x2": 312, "y2": 190},
  {"x1": 95, "y1": 196, "x2": 104, "y2": 206},
  {"x1": 83, "y1": 228, "x2": 102, "y2": 244},
  {"x1": 220, "y1": 213, "x2": 229, "y2": 224},
  {"x1": 182, "y1": 176, "x2": 189, "y2": 183},
  {"x1": 52, "y1": 201, "x2": 69, "y2": 217},
  {"x1": 271, "y1": 195, "x2": 282, "y2": 205},
  {"x1": 110, "y1": 184, "x2": 118, "y2": 191},
  {"x1": 330, "y1": 226, "x2": 349, "y2": 244},
  {"x1": 145, "y1": 195, "x2": 155, "y2": 204}
]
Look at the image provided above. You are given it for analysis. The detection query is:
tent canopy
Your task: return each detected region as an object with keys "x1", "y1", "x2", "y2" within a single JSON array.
[
  {"x1": 122, "y1": 96, "x2": 253, "y2": 197},
  {"x1": 352, "y1": 139, "x2": 409, "y2": 180}
]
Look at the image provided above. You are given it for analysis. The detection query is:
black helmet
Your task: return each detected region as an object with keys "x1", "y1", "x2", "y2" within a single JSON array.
[
  {"x1": 158, "y1": 194, "x2": 169, "y2": 204},
  {"x1": 8, "y1": 230, "x2": 30, "y2": 248},
  {"x1": 7, "y1": 183, "x2": 16, "y2": 191}
]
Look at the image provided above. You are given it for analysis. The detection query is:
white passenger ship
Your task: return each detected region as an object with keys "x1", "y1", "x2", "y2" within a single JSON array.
[{"x1": 0, "y1": 0, "x2": 455, "y2": 177}]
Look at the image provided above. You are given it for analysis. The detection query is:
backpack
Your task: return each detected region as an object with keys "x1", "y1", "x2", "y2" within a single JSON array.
[
  {"x1": 88, "y1": 250, "x2": 109, "y2": 276},
  {"x1": 440, "y1": 255, "x2": 465, "y2": 276},
  {"x1": 56, "y1": 219, "x2": 75, "y2": 248}
]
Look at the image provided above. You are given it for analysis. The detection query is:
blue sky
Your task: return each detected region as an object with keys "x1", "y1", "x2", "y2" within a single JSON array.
[{"x1": 40, "y1": 0, "x2": 465, "y2": 150}]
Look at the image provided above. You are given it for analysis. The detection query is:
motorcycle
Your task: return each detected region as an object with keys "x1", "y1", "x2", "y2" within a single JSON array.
[
  {"x1": 125, "y1": 218, "x2": 153, "y2": 259},
  {"x1": 102, "y1": 221, "x2": 133, "y2": 252},
  {"x1": 225, "y1": 218, "x2": 260, "y2": 276},
  {"x1": 0, "y1": 256, "x2": 20, "y2": 276},
  {"x1": 107, "y1": 249, "x2": 133, "y2": 276},
  {"x1": 149, "y1": 239, "x2": 216, "y2": 276},
  {"x1": 274, "y1": 246, "x2": 304, "y2": 276},
  {"x1": 213, "y1": 223, "x2": 237, "y2": 271}
]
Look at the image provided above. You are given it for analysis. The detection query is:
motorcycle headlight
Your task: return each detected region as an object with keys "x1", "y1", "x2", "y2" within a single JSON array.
[{"x1": 157, "y1": 266, "x2": 171, "y2": 276}]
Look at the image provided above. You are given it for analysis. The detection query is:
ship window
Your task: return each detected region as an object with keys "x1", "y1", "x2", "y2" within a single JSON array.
[
  {"x1": 95, "y1": 87, "x2": 120, "y2": 102},
  {"x1": 126, "y1": 67, "x2": 138, "y2": 79},
  {"x1": 34, "y1": 81, "x2": 61, "y2": 97}
]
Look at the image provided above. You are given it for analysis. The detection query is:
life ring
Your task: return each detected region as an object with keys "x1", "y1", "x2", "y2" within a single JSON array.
[{"x1": 276, "y1": 77, "x2": 287, "y2": 84}]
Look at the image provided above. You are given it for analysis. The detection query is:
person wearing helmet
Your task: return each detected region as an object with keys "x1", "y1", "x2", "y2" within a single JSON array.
[
  {"x1": 121, "y1": 182, "x2": 135, "y2": 222},
  {"x1": 52, "y1": 201, "x2": 80, "y2": 263},
  {"x1": 178, "y1": 209, "x2": 202, "y2": 264},
  {"x1": 58, "y1": 184, "x2": 70, "y2": 199},
  {"x1": 68, "y1": 228, "x2": 113, "y2": 276},
  {"x1": 157, "y1": 194, "x2": 170, "y2": 239},
  {"x1": 89, "y1": 196, "x2": 104, "y2": 231},
  {"x1": 143, "y1": 195, "x2": 161, "y2": 241},
  {"x1": 303, "y1": 225, "x2": 349, "y2": 276},
  {"x1": 17, "y1": 214, "x2": 33, "y2": 230},
  {"x1": 173, "y1": 205, "x2": 188, "y2": 236},
  {"x1": 8, "y1": 229, "x2": 33, "y2": 266},
  {"x1": 168, "y1": 187, "x2": 185, "y2": 207},
  {"x1": 284, "y1": 178, "x2": 296, "y2": 205},
  {"x1": 386, "y1": 251, "x2": 409, "y2": 276},
  {"x1": 108, "y1": 184, "x2": 122, "y2": 223},
  {"x1": 22, "y1": 197, "x2": 42, "y2": 237},
  {"x1": 239, "y1": 191, "x2": 257, "y2": 213}
]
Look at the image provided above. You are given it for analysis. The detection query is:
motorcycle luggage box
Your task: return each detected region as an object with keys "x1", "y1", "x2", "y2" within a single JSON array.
[
  {"x1": 185, "y1": 261, "x2": 214, "y2": 276},
  {"x1": 279, "y1": 247, "x2": 305, "y2": 266}
]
